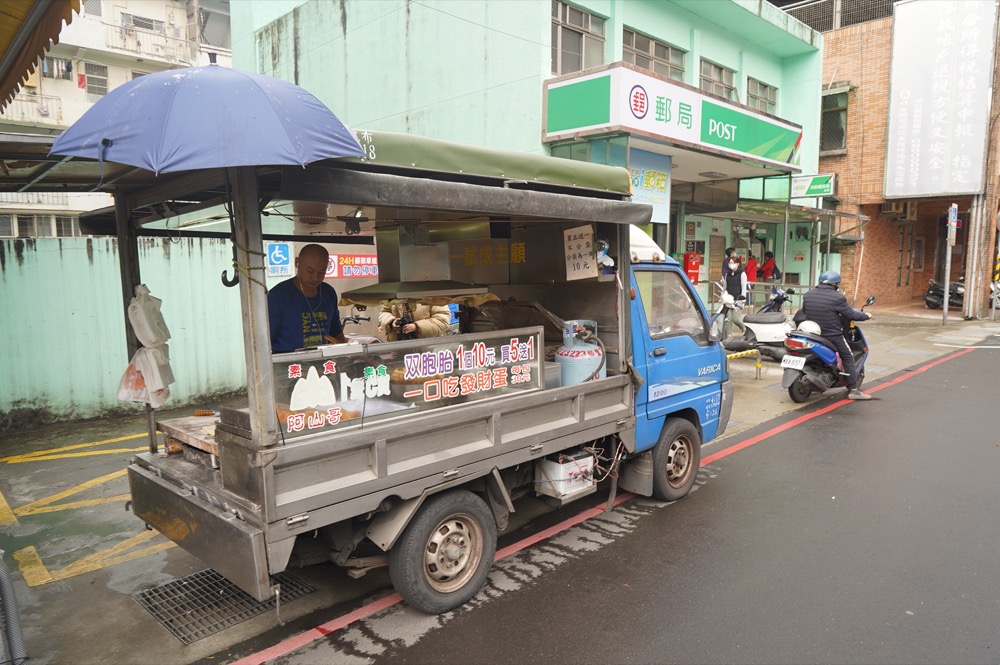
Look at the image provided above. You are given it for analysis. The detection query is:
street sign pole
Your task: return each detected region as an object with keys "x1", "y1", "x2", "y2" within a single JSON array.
[{"x1": 943, "y1": 203, "x2": 958, "y2": 326}]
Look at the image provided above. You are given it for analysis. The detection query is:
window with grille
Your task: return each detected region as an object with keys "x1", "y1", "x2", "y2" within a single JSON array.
[
  {"x1": 748, "y1": 78, "x2": 777, "y2": 114},
  {"x1": 42, "y1": 57, "x2": 73, "y2": 81},
  {"x1": 700, "y1": 60, "x2": 736, "y2": 101},
  {"x1": 84, "y1": 63, "x2": 108, "y2": 96},
  {"x1": 83, "y1": 0, "x2": 103, "y2": 17},
  {"x1": 623, "y1": 29, "x2": 684, "y2": 81},
  {"x1": 55, "y1": 216, "x2": 80, "y2": 237},
  {"x1": 821, "y1": 92, "x2": 848, "y2": 151},
  {"x1": 121, "y1": 13, "x2": 165, "y2": 33},
  {"x1": 17, "y1": 215, "x2": 48, "y2": 237},
  {"x1": 0, "y1": 215, "x2": 12, "y2": 237},
  {"x1": 551, "y1": 1, "x2": 605, "y2": 75}
]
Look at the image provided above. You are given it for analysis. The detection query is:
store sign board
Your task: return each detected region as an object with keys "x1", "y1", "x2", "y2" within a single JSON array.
[
  {"x1": 272, "y1": 328, "x2": 543, "y2": 438},
  {"x1": 791, "y1": 174, "x2": 836, "y2": 197},
  {"x1": 629, "y1": 148, "x2": 671, "y2": 225},
  {"x1": 884, "y1": 0, "x2": 997, "y2": 197},
  {"x1": 545, "y1": 66, "x2": 803, "y2": 171}
]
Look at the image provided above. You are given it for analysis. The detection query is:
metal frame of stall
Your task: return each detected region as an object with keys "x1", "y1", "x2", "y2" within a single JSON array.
[{"x1": 701, "y1": 200, "x2": 870, "y2": 308}]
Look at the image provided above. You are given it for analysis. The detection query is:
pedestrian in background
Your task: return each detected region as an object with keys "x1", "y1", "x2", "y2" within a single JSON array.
[
  {"x1": 760, "y1": 251, "x2": 778, "y2": 282},
  {"x1": 723, "y1": 255, "x2": 748, "y2": 334},
  {"x1": 744, "y1": 251, "x2": 759, "y2": 306},
  {"x1": 721, "y1": 246, "x2": 736, "y2": 280}
]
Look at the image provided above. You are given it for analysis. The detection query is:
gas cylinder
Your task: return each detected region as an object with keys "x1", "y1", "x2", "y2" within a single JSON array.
[{"x1": 554, "y1": 319, "x2": 606, "y2": 386}]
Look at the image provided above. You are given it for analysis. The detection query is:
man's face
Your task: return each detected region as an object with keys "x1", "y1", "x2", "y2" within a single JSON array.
[{"x1": 296, "y1": 251, "x2": 329, "y2": 289}]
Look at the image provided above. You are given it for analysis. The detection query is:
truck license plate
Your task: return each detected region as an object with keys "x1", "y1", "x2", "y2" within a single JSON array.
[{"x1": 781, "y1": 355, "x2": 806, "y2": 370}]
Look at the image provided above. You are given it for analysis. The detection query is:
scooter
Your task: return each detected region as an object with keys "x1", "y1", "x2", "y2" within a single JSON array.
[
  {"x1": 780, "y1": 296, "x2": 876, "y2": 403},
  {"x1": 741, "y1": 286, "x2": 796, "y2": 348},
  {"x1": 923, "y1": 277, "x2": 964, "y2": 309}
]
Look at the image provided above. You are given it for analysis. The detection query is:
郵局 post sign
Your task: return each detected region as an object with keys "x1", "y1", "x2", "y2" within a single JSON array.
[
  {"x1": 544, "y1": 64, "x2": 803, "y2": 170},
  {"x1": 272, "y1": 328, "x2": 543, "y2": 437}
]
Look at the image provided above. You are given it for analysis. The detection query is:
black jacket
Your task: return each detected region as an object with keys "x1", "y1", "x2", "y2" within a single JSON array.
[{"x1": 795, "y1": 284, "x2": 869, "y2": 337}]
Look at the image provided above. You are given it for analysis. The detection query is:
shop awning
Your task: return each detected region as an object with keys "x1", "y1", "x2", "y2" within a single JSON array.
[
  {"x1": 702, "y1": 200, "x2": 869, "y2": 226},
  {"x1": 0, "y1": 0, "x2": 80, "y2": 112}
]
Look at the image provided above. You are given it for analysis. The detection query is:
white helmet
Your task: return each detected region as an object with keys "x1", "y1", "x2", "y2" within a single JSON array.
[{"x1": 797, "y1": 320, "x2": 821, "y2": 334}]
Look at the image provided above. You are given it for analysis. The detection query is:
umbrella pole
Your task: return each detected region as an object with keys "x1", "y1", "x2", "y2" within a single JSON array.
[
  {"x1": 229, "y1": 166, "x2": 278, "y2": 448},
  {"x1": 114, "y1": 194, "x2": 158, "y2": 454}
]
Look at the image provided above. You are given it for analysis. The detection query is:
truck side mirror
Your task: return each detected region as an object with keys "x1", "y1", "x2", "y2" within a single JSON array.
[{"x1": 708, "y1": 313, "x2": 726, "y2": 342}]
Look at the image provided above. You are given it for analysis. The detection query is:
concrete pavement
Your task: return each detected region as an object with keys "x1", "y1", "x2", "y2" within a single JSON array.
[{"x1": 1, "y1": 309, "x2": 998, "y2": 665}]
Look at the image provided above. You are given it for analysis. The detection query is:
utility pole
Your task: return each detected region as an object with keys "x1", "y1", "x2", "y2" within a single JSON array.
[{"x1": 943, "y1": 203, "x2": 957, "y2": 326}]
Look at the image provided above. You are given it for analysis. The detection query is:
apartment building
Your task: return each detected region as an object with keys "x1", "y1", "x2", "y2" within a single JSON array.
[{"x1": 0, "y1": 0, "x2": 231, "y2": 239}]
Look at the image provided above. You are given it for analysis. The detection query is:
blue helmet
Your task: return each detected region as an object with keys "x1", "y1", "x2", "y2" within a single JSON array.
[{"x1": 819, "y1": 270, "x2": 841, "y2": 286}]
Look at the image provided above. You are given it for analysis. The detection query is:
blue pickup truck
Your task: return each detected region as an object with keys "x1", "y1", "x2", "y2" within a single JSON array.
[{"x1": 127, "y1": 131, "x2": 732, "y2": 616}]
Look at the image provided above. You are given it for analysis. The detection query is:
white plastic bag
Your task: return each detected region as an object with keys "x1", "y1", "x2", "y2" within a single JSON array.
[
  {"x1": 117, "y1": 350, "x2": 171, "y2": 408},
  {"x1": 128, "y1": 284, "x2": 171, "y2": 347}
]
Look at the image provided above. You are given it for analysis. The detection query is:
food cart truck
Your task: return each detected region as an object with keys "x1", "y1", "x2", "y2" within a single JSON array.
[{"x1": 70, "y1": 131, "x2": 732, "y2": 614}]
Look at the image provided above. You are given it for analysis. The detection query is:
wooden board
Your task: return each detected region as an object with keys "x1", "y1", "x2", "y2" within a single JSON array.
[{"x1": 157, "y1": 416, "x2": 219, "y2": 456}]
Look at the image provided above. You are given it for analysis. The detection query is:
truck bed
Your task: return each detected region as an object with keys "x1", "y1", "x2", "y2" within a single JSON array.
[{"x1": 128, "y1": 372, "x2": 635, "y2": 601}]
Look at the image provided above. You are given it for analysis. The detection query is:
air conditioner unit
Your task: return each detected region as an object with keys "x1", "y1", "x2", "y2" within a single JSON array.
[
  {"x1": 901, "y1": 201, "x2": 918, "y2": 221},
  {"x1": 881, "y1": 201, "x2": 905, "y2": 215}
]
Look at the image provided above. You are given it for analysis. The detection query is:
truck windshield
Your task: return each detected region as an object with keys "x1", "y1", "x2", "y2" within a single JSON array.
[{"x1": 634, "y1": 270, "x2": 708, "y2": 344}]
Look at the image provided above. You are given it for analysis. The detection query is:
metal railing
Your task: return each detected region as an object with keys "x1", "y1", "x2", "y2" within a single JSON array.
[
  {"x1": 783, "y1": 0, "x2": 898, "y2": 32},
  {"x1": 0, "y1": 192, "x2": 70, "y2": 206},
  {"x1": 0, "y1": 93, "x2": 62, "y2": 125},
  {"x1": 104, "y1": 23, "x2": 192, "y2": 64}
]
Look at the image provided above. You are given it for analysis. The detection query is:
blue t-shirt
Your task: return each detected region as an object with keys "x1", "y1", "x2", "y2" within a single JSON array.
[{"x1": 268, "y1": 279, "x2": 343, "y2": 352}]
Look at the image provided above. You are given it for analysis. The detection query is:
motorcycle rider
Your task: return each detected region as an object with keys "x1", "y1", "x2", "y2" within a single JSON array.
[{"x1": 794, "y1": 271, "x2": 873, "y2": 400}]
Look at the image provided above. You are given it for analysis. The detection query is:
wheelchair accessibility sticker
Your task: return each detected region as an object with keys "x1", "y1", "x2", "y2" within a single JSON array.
[{"x1": 266, "y1": 242, "x2": 291, "y2": 277}]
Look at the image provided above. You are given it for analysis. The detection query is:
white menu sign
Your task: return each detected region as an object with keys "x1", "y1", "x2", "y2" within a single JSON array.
[{"x1": 564, "y1": 225, "x2": 598, "y2": 281}]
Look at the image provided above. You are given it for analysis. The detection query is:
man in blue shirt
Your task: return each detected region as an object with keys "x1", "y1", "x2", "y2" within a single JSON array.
[{"x1": 268, "y1": 244, "x2": 347, "y2": 352}]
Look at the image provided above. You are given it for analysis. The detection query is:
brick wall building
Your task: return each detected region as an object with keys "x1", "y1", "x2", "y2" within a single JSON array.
[{"x1": 818, "y1": 15, "x2": 1000, "y2": 313}]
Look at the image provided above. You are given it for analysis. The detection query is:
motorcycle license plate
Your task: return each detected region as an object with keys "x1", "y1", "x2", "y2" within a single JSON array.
[{"x1": 781, "y1": 355, "x2": 806, "y2": 370}]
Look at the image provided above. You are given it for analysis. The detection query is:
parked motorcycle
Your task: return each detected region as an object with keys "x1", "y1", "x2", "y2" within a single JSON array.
[
  {"x1": 741, "y1": 286, "x2": 796, "y2": 347},
  {"x1": 720, "y1": 285, "x2": 795, "y2": 360},
  {"x1": 923, "y1": 277, "x2": 964, "y2": 309},
  {"x1": 780, "y1": 296, "x2": 876, "y2": 403}
]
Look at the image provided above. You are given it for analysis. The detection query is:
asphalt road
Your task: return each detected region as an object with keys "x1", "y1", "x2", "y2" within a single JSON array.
[
  {"x1": 225, "y1": 342, "x2": 1000, "y2": 665},
  {"x1": 3, "y1": 316, "x2": 998, "y2": 665}
]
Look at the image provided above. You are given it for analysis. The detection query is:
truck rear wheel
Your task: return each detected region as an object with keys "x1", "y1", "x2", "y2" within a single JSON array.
[
  {"x1": 651, "y1": 419, "x2": 701, "y2": 501},
  {"x1": 388, "y1": 489, "x2": 497, "y2": 614}
]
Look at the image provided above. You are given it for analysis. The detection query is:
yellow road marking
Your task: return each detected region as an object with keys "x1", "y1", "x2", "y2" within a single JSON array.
[
  {"x1": 0, "y1": 489, "x2": 16, "y2": 526},
  {"x1": 15, "y1": 494, "x2": 131, "y2": 517},
  {"x1": 14, "y1": 531, "x2": 177, "y2": 586},
  {"x1": 13, "y1": 469, "x2": 127, "y2": 516},
  {"x1": 0, "y1": 432, "x2": 147, "y2": 464},
  {"x1": 4, "y1": 447, "x2": 147, "y2": 464}
]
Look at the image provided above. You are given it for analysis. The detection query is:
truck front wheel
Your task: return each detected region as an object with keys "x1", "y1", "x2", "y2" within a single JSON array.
[
  {"x1": 651, "y1": 419, "x2": 701, "y2": 501},
  {"x1": 388, "y1": 490, "x2": 497, "y2": 614}
]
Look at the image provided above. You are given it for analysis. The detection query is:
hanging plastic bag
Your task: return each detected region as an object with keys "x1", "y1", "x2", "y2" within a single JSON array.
[
  {"x1": 128, "y1": 284, "x2": 171, "y2": 347},
  {"x1": 116, "y1": 355, "x2": 149, "y2": 403},
  {"x1": 117, "y1": 350, "x2": 171, "y2": 408}
]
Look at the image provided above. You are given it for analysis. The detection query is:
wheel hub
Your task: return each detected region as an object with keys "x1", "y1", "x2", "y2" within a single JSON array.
[
  {"x1": 666, "y1": 440, "x2": 689, "y2": 483},
  {"x1": 423, "y1": 516, "x2": 482, "y2": 592}
]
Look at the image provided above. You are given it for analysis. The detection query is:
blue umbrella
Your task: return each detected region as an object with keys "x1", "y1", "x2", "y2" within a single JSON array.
[{"x1": 50, "y1": 62, "x2": 363, "y2": 173}]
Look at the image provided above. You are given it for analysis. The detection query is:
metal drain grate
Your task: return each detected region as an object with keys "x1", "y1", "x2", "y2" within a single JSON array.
[{"x1": 133, "y1": 569, "x2": 316, "y2": 644}]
